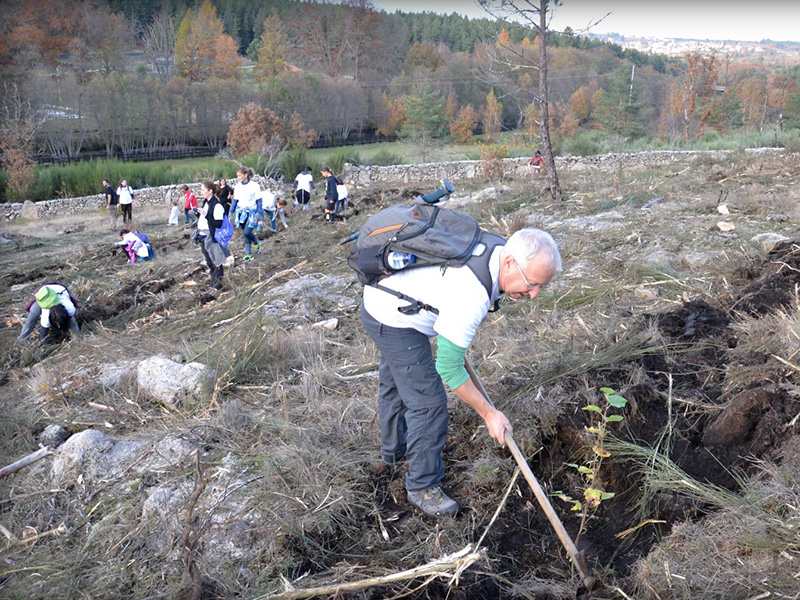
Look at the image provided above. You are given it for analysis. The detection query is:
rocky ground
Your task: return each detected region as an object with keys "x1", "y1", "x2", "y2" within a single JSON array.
[{"x1": 1, "y1": 150, "x2": 800, "y2": 599}]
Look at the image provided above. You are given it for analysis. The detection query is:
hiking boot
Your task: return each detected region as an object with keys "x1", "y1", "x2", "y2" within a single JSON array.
[
  {"x1": 242, "y1": 254, "x2": 254, "y2": 263},
  {"x1": 407, "y1": 486, "x2": 459, "y2": 518},
  {"x1": 253, "y1": 243, "x2": 261, "y2": 255}
]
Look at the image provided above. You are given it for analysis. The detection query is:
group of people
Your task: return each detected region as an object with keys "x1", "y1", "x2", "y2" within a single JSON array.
[
  {"x1": 103, "y1": 178, "x2": 136, "y2": 229},
  {"x1": 81, "y1": 165, "x2": 563, "y2": 523}
]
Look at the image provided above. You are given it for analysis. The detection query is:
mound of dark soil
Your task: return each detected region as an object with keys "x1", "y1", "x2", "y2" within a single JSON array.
[{"x1": 732, "y1": 240, "x2": 800, "y2": 315}]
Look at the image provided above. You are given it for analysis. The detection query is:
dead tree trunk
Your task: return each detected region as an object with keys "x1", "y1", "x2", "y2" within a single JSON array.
[{"x1": 538, "y1": 0, "x2": 562, "y2": 201}]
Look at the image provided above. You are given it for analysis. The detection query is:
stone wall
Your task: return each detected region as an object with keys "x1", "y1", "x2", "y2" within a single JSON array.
[
  {"x1": 0, "y1": 148, "x2": 783, "y2": 221},
  {"x1": 0, "y1": 183, "x2": 193, "y2": 222},
  {"x1": 341, "y1": 148, "x2": 781, "y2": 186}
]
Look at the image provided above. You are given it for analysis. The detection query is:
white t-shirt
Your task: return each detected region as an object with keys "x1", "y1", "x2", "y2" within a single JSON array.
[
  {"x1": 261, "y1": 190, "x2": 279, "y2": 211},
  {"x1": 38, "y1": 284, "x2": 76, "y2": 327},
  {"x1": 116, "y1": 185, "x2": 134, "y2": 205},
  {"x1": 336, "y1": 184, "x2": 349, "y2": 200},
  {"x1": 197, "y1": 201, "x2": 226, "y2": 230},
  {"x1": 294, "y1": 171, "x2": 314, "y2": 193},
  {"x1": 362, "y1": 246, "x2": 503, "y2": 349},
  {"x1": 233, "y1": 179, "x2": 261, "y2": 210}
]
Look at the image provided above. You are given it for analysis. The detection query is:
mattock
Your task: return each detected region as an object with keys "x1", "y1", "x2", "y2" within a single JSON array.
[{"x1": 465, "y1": 357, "x2": 597, "y2": 590}]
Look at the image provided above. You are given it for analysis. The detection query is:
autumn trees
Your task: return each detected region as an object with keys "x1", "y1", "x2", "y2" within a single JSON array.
[
  {"x1": 175, "y1": 0, "x2": 242, "y2": 82},
  {"x1": 3, "y1": 0, "x2": 800, "y2": 202}
]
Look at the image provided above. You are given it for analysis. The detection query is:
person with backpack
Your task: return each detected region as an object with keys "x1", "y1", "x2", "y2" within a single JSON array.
[
  {"x1": 114, "y1": 229, "x2": 152, "y2": 264},
  {"x1": 293, "y1": 166, "x2": 315, "y2": 211},
  {"x1": 229, "y1": 166, "x2": 264, "y2": 263},
  {"x1": 103, "y1": 179, "x2": 118, "y2": 230},
  {"x1": 194, "y1": 180, "x2": 230, "y2": 292},
  {"x1": 16, "y1": 282, "x2": 79, "y2": 345},
  {"x1": 357, "y1": 218, "x2": 561, "y2": 518},
  {"x1": 116, "y1": 178, "x2": 135, "y2": 224}
]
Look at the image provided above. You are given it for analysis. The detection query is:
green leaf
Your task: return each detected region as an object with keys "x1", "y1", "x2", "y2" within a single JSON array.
[
  {"x1": 582, "y1": 405, "x2": 602, "y2": 413},
  {"x1": 571, "y1": 502, "x2": 582, "y2": 511},
  {"x1": 601, "y1": 492, "x2": 616, "y2": 500},
  {"x1": 564, "y1": 463, "x2": 580, "y2": 469},
  {"x1": 605, "y1": 415, "x2": 624, "y2": 422},
  {"x1": 577, "y1": 466, "x2": 594, "y2": 475},
  {"x1": 607, "y1": 394, "x2": 628, "y2": 408},
  {"x1": 599, "y1": 387, "x2": 615, "y2": 394}
]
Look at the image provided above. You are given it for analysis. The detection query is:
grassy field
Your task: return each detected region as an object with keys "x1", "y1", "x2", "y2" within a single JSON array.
[{"x1": 1, "y1": 150, "x2": 800, "y2": 599}]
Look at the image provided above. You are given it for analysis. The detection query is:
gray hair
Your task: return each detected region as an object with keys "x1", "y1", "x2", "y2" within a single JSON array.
[{"x1": 502, "y1": 228, "x2": 562, "y2": 272}]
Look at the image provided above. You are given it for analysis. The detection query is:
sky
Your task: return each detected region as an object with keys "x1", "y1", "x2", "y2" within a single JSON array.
[{"x1": 370, "y1": 1, "x2": 800, "y2": 43}]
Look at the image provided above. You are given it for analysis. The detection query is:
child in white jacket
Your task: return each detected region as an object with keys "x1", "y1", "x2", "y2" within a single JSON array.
[{"x1": 114, "y1": 229, "x2": 150, "y2": 263}]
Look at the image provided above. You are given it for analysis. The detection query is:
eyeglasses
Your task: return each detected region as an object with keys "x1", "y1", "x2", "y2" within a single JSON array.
[{"x1": 513, "y1": 258, "x2": 541, "y2": 292}]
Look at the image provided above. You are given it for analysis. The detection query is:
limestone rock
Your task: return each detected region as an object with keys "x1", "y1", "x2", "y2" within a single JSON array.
[
  {"x1": 312, "y1": 317, "x2": 339, "y2": 330},
  {"x1": 751, "y1": 232, "x2": 790, "y2": 252},
  {"x1": 137, "y1": 355, "x2": 214, "y2": 406},
  {"x1": 51, "y1": 429, "x2": 116, "y2": 483},
  {"x1": 682, "y1": 251, "x2": 728, "y2": 269},
  {"x1": 38, "y1": 424, "x2": 70, "y2": 448},
  {"x1": 264, "y1": 274, "x2": 358, "y2": 320},
  {"x1": 20, "y1": 200, "x2": 39, "y2": 220},
  {"x1": 716, "y1": 221, "x2": 736, "y2": 232}
]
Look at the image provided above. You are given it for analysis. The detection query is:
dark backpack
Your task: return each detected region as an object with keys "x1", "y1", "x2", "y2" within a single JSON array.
[
  {"x1": 108, "y1": 186, "x2": 119, "y2": 205},
  {"x1": 347, "y1": 202, "x2": 505, "y2": 315}
]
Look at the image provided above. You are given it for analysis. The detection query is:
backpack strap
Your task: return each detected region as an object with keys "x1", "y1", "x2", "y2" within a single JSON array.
[
  {"x1": 372, "y1": 230, "x2": 506, "y2": 316},
  {"x1": 374, "y1": 283, "x2": 440, "y2": 315},
  {"x1": 464, "y1": 232, "x2": 506, "y2": 312}
]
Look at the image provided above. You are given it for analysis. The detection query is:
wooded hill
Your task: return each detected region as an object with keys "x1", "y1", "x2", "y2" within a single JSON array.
[{"x1": 2, "y1": 0, "x2": 800, "y2": 192}]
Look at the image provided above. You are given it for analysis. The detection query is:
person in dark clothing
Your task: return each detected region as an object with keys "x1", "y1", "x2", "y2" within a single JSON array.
[
  {"x1": 321, "y1": 166, "x2": 338, "y2": 224},
  {"x1": 103, "y1": 179, "x2": 118, "y2": 229},
  {"x1": 218, "y1": 178, "x2": 233, "y2": 214},
  {"x1": 196, "y1": 181, "x2": 230, "y2": 292}
]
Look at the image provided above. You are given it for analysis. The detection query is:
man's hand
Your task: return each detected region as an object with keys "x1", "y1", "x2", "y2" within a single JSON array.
[
  {"x1": 453, "y1": 377, "x2": 513, "y2": 447},
  {"x1": 484, "y1": 407, "x2": 512, "y2": 446}
]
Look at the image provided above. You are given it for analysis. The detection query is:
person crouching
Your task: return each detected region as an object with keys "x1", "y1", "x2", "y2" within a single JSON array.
[
  {"x1": 16, "y1": 283, "x2": 79, "y2": 345},
  {"x1": 114, "y1": 229, "x2": 151, "y2": 264}
]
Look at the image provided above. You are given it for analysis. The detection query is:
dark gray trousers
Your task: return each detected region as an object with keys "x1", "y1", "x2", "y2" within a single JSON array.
[{"x1": 360, "y1": 301, "x2": 449, "y2": 491}]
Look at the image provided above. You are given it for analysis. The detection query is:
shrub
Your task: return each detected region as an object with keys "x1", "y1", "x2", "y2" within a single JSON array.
[
  {"x1": 480, "y1": 144, "x2": 508, "y2": 181},
  {"x1": 279, "y1": 147, "x2": 320, "y2": 180},
  {"x1": 326, "y1": 149, "x2": 363, "y2": 174},
  {"x1": 20, "y1": 158, "x2": 235, "y2": 202},
  {"x1": 564, "y1": 131, "x2": 604, "y2": 156},
  {"x1": 365, "y1": 149, "x2": 404, "y2": 166}
]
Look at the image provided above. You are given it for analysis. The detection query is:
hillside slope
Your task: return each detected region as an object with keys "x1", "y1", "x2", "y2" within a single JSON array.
[{"x1": 1, "y1": 151, "x2": 799, "y2": 599}]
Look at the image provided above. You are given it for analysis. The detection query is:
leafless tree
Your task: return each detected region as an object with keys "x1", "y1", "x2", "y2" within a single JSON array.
[
  {"x1": 80, "y1": 3, "x2": 133, "y2": 75},
  {"x1": 322, "y1": 78, "x2": 368, "y2": 142},
  {"x1": 479, "y1": 0, "x2": 564, "y2": 200},
  {"x1": 144, "y1": 11, "x2": 176, "y2": 82}
]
